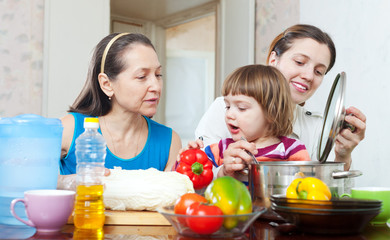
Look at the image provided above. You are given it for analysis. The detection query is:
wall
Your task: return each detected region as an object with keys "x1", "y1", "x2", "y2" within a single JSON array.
[
  {"x1": 299, "y1": 0, "x2": 390, "y2": 188},
  {"x1": 255, "y1": 0, "x2": 299, "y2": 64},
  {"x1": 0, "y1": 0, "x2": 44, "y2": 117},
  {"x1": 3, "y1": 0, "x2": 387, "y2": 187},
  {"x1": 0, "y1": 0, "x2": 110, "y2": 118},
  {"x1": 166, "y1": 16, "x2": 215, "y2": 52},
  {"x1": 0, "y1": 0, "x2": 254, "y2": 119},
  {"x1": 216, "y1": 0, "x2": 255, "y2": 94},
  {"x1": 255, "y1": 0, "x2": 390, "y2": 188},
  {"x1": 165, "y1": 15, "x2": 215, "y2": 145},
  {"x1": 44, "y1": 0, "x2": 110, "y2": 118}
]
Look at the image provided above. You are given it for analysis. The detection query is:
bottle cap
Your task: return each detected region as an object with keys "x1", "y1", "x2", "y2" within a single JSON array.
[{"x1": 84, "y1": 117, "x2": 99, "y2": 129}]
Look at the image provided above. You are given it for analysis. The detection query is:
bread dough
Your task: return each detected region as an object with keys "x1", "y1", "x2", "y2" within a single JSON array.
[{"x1": 103, "y1": 167, "x2": 194, "y2": 211}]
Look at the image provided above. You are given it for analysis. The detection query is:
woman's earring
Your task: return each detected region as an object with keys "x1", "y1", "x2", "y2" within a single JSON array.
[{"x1": 108, "y1": 96, "x2": 112, "y2": 101}]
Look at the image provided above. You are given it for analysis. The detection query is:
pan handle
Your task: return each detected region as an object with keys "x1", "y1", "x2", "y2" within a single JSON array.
[{"x1": 332, "y1": 170, "x2": 362, "y2": 179}]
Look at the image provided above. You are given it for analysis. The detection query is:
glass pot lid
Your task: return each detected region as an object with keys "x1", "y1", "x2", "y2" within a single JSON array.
[{"x1": 317, "y1": 72, "x2": 347, "y2": 163}]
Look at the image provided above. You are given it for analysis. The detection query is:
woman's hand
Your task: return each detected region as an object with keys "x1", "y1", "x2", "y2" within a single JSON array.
[
  {"x1": 218, "y1": 139, "x2": 258, "y2": 177},
  {"x1": 57, "y1": 174, "x2": 77, "y2": 191},
  {"x1": 334, "y1": 106, "x2": 366, "y2": 170},
  {"x1": 57, "y1": 168, "x2": 111, "y2": 191}
]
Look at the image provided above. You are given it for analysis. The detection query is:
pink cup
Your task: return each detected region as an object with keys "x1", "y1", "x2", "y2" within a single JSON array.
[{"x1": 10, "y1": 189, "x2": 75, "y2": 232}]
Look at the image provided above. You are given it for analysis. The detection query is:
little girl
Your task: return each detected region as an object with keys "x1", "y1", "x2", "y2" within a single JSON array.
[{"x1": 178, "y1": 64, "x2": 310, "y2": 179}]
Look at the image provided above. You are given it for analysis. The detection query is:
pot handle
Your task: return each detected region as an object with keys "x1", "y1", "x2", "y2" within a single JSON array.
[{"x1": 332, "y1": 170, "x2": 362, "y2": 179}]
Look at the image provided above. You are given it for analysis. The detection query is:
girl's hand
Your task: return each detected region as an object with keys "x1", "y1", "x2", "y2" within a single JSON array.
[
  {"x1": 219, "y1": 139, "x2": 258, "y2": 177},
  {"x1": 173, "y1": 139, "x2": 205, "y2": 170},
  {"x1": 334, "y1": 106, "x2": 366, "y2": 170},
  {"x1": 186, "y1": 138, "x2": 205, "y2": 150},
  {"x1": 176, "y1": 139, "x2": 204, "y2": 159}
]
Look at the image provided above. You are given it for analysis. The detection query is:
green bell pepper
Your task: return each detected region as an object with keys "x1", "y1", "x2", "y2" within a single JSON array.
[{"x1": 204, "y1": 176, "x2": 252, "y2": 229}]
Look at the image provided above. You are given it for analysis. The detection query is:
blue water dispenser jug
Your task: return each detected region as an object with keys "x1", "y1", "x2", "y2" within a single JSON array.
[{"x1": 0, "y1": 114, "x2": 63, "y2": 225}]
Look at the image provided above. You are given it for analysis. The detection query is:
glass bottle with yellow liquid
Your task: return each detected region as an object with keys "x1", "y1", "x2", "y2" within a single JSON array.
[
  {"x1": 74, "y1": 118, "x2": 106, "y2": 229},
  {"x1": 73, "y1": 227, "x2": 104, "y2": 240}
]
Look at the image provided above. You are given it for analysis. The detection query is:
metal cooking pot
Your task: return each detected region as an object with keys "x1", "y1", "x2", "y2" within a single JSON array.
[
  {"x1": 249, "y1": 161, "x2": 362, "y2": 197},
  {"x1": 247, "y1": 72, "x2": 363, "y2": 220},
  {"x1": 248, "y1": 161, "x2": 362, "y2": 220}
]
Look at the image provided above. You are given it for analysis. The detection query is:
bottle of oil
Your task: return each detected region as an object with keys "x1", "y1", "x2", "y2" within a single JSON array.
[
  {"x1": 73, "y1": 228, "x2": 104, "y2": 240},
  {"x1": 74, "y1": 117, "x2": 106, "y2": 229}
]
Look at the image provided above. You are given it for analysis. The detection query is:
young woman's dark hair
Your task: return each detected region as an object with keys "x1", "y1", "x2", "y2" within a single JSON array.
[
  {"x1": 267, "y1": 24, "x2": 336, "y2": 74},
  {"x1": 69, "y1": 33, "x2": 155, "y2": 116}
]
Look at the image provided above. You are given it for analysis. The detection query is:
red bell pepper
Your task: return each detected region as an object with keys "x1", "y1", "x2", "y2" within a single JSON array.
[{"x1": 176, "y1": 149, "x2": 213, "y2": 189}]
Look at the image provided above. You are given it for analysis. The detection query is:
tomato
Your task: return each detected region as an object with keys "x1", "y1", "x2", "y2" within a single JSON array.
[
  {"x1": 185, "y1": 202, "x2": 223, "y2": 235},
  {"x1": 174, "y1": 193, "x2": 207, "y2": 215}
]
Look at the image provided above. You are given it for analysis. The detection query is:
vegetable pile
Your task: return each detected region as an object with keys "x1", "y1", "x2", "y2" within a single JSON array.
[
  {"x1": 176, "y1": 149, "x2": 213, "y2": 190},
  {"x1": 174, "y1": 176, "x2": 252, "y2": 235},
  {"x1": 286, "y1": 177, "x2": 331, "y2": 201}
]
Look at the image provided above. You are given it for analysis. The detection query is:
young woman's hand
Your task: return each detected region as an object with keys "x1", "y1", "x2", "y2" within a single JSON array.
[
  {"x1": 334, "y1": 106, "x2": 366, "y2": 170},
  {"x1": 218, "y1": 139, "x2": 258, "y2": 177}
]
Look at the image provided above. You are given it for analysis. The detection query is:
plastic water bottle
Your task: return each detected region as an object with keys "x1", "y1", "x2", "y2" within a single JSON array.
[{"x1": 74, "y1": 117, "x2": 106, "y2": 229}]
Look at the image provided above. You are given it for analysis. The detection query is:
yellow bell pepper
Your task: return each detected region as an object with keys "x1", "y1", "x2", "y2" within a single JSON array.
[
  {"x1": 286, "y1": 178, "x2": 301, "y2": 199},
  {"x1": 286, "y1": 177, "x2": 331, "y2": 200}
]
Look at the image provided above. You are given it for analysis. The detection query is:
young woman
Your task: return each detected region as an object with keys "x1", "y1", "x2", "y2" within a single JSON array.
[
  {"x1": 60, "y1": 33, "x2": 181, "y2": 176},
  {"x1": 195, "y1": 24, "x2": 366, "y2": 171}
]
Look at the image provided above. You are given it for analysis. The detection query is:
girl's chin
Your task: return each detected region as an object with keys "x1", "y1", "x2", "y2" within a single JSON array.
[
  {"x1": 232, "y1": 137, "x2": 241, "y2": 142},
  {"x1": 230, "y1": 133, "x2": 242, "y2": 141}
]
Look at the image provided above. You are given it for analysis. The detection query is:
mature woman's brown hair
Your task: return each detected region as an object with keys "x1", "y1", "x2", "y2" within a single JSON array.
[
  {"x1": 69, "y1": 33, "x2": 156, "y2": 116},
  {"x1": 267, "y1": 24, "x2": 336, "y2": 74},
  {"x1": 222, "y1": 64, "x2": 294, "y2": 137}
]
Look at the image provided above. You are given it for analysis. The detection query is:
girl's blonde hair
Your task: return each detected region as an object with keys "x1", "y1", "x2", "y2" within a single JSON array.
[{"x1": 222, "y1": 64, "x2": 294, "y2": 137}]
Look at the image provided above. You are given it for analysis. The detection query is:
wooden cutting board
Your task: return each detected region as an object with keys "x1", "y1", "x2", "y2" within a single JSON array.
[{"x1": 68, "y1": 210, "x2": 171, "y2": 226}]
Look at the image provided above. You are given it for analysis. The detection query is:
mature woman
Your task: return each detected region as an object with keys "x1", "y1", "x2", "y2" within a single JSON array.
[
  {"x1": 60, "y1": 33, "x2": 181, "y2": 177},
  {"x1": 195, "y1": 24, "x2": 366, "y2": 172}
]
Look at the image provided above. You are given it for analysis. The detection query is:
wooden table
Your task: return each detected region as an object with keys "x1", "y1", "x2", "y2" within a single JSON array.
[{"x1": 1, "y1": 220, "x2": 389, "y2": 239}]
